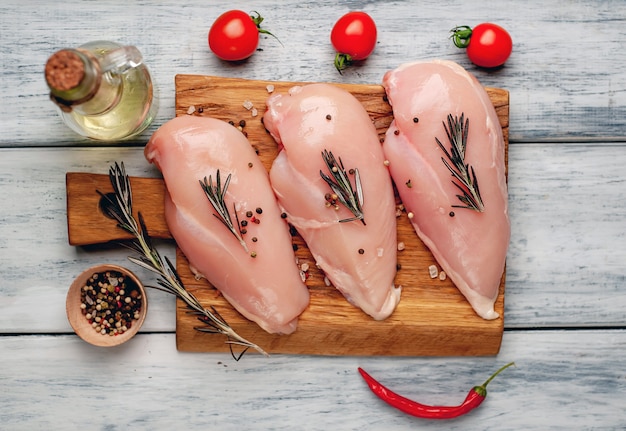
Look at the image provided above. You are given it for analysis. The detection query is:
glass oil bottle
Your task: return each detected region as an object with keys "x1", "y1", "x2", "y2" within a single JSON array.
[{"x1": 44, "y1": 40, "x2": 158, "y2": 141}]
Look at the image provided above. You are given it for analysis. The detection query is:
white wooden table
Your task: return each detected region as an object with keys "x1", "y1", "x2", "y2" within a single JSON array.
[{"x1": 2, "y1": 1, "x2": 625, "y2": 429}]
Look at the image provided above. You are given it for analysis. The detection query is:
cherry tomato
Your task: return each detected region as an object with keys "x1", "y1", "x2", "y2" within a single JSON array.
[
  {"x1": 209, "y1": 10, "x2": 278, "y2": 61},
  {"x1": 451, "y1": 23, "x2": 512, "y2": 68},
  {"x1": 330, "y1": 11, "x2": 377, "y2": 73}
]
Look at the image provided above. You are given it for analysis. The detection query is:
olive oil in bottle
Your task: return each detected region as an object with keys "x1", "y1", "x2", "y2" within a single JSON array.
[{"x1": 45, "y1": 40, "x2": 158, "y2": 141}]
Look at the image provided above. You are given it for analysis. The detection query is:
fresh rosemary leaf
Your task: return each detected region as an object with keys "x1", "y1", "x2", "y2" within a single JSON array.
[
  {"x1": 435, "y1": 113, "x2": 485, "y2": 212},
  {"x1": 199, "y1": 172, "x2": 249, "y2": 252},
  {"x1": 97, "y1": 161, "x2": 267, "y2": 360},
  {"x1": 320, "y1": 149, "x2": 366, "y2": 225}
]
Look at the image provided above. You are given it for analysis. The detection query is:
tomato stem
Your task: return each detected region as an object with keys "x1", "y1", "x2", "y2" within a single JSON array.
[
  {"x1": 250, "y1": 11, "x2": 283, "y2": 47},
  {"x1": 334, "y1": 53, "x2": 353, "y2": 74},
  {"x1": 450, "y1": 25, "x2": 473, "y2": 48}
]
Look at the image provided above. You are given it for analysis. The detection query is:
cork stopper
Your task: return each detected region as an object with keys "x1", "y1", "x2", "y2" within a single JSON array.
[{"x1": 45, "y1": 50, "x2": 85, "y2": 91}]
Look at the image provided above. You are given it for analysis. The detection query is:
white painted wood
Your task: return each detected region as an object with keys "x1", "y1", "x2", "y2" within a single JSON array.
[
  {"x1": 1, "y1": 331, "x2": 624, "y2": 430},
  {"x1": 506, "y1": 143, "x2": 626, "y2": 327},
  {"x1": 2, "y1": 0, "x2": 626, "y2": 428},
  {"x1": 2, "y1": 0, "x2": 626, "y2": 145},
  {"x1": 1, "y1": 145, "x2": 624, "y2": 332}
]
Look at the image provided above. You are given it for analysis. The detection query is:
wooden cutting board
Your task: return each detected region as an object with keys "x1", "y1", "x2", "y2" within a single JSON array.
[{"x1": 66, "y1": 74, "x2": 509, "y2": 356}]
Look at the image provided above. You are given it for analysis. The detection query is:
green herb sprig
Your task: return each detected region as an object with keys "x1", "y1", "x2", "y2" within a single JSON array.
[
  {"x1": 199, "y1": 172, "x2": 248, "y2": 253},
  {"x1": 435, "y1": 113, "x2": 485, "y2": 212},
  {"x1": 320, "y1": 149, "x2": 366, "y2": 225},
  {"x1": 98, "y1": 162, "x2": 268, "y2": 360}
]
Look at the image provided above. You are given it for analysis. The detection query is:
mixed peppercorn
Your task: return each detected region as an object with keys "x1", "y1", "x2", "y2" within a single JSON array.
[{"x1": 79, "y1": 270, "x2": 143, "y2": 336}]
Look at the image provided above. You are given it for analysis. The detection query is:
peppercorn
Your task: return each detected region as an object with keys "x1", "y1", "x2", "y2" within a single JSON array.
[
  {"x1": 289, "y1": 225, "x2": 298, "y2": 236},
  {"x1": 80, "y1": 270, "x2": 142, "y2": 336}
]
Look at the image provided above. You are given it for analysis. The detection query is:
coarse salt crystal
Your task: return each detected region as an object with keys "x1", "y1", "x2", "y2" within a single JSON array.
[
  {"x1": 397, "y1": 242, "x2": 405, "y2": 251},
  {"x1": 428, "y1": 264, "x2": 438, "y2": 279},
  {"x1": 439, "y1": 271, "x2": 447, "y2": 281},
  {"x1": 324, "y1": 276, "x2": 331, "y2": 287},
  {"x1": 266, "y1": 84, "x2": 275, "y2": 93},
  {"x1": 300, "y1": 262, "x2": 310, "y2": 272},
  {"x1": 187, "y1": 105, "x2": 196, "y2": 115},
  {"x1": 243, "y1": 100, "x2": 254, "y2": 110},
  {"x1": 251, "y1": 107, "x2": 258, "y2": 117},
  {"x1": 377, "y1": 248, "x2": 384, "y2": 257}
]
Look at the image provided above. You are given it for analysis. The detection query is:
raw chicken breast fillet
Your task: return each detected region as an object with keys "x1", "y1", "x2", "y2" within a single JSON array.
[
  {"x1": 263, "y1": 83, "x2": 401, "y2": 320},
  {"x1": 382, "y1": 60, "x2": 510, "y2": 320},
  {"x1": 145, "y1": 115, "x2": 309, "y2": 334}
]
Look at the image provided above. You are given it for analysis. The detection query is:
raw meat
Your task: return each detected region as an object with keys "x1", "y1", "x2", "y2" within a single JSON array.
[
  {"x1": 263, "y1": 83, "x2": 401, "y2": 320},
  {"x1": 382, "y1": 59, "x2": 510, "y2": 320},
  {"x1": 145, "y1": 115, "x2": 310, "y2": 334}
]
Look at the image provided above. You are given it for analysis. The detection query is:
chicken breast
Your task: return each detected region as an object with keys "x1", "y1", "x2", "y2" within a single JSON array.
[
  {"x1": 263, "y1": 83, "x2": 400, "y2": 320},
  {"x1": 382, "y1": 60, "x2": 510, "y2": 320},
  {"x1": 145, "y1": 115, "x2": 310, "y2": 334}
]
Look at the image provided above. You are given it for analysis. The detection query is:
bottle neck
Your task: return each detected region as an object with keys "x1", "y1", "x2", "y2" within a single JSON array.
[{"x1": 45, "y1": 49, "x2": 105, "y2": 113}]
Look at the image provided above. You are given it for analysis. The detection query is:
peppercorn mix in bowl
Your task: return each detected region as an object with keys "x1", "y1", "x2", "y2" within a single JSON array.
[{"x1": 66, "y1": 264, "x2": 147, "y2": 347}]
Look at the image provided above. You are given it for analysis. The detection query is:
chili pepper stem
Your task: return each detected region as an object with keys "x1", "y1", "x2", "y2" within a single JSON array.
[{"x1": 473, "y1": 361, "x2": 516, "y2": 397}]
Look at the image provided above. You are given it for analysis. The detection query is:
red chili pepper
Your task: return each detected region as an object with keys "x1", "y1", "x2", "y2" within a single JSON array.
[{"x1": 358, "y1": 362, "x2": 515, "y2": 420}]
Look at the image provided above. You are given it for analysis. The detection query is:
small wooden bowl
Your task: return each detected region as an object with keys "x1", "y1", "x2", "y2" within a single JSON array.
[{"x1": 66, "y1": 264, "x2": 147, "y2": 347}]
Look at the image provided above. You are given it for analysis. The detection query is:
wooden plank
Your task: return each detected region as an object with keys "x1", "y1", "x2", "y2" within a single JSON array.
[
  {"x1": 66, "y1": 76, "x2": 508, "y2": 356},
  {"x1": 66, "y1": 173, "x2": 170, "y2": 246},
  {"x1": 7, "y1": 0, "x2": 625, "y2": 147},
  {"x1": 3, "y1": 330, "x2": 626, "y2": 429}
]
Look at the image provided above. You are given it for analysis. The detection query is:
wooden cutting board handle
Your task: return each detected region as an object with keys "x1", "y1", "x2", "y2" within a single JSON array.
[{"x1": 66, "y1": 172, "x2": 170, "y2": 246}]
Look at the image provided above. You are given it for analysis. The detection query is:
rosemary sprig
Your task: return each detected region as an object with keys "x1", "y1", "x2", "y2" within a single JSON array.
[
  {"x1": 320, "y1": 149, "x2": 366, "y2": 225},
  {"x1": 97, "y1": 162, "x2": 268, "y2": 360},
  {"x1": 435, "y1": 113, "x2": 485, "y2": 212},
  {"x1": 199, "y1": 172, "x2": 248, "y2": 253}
]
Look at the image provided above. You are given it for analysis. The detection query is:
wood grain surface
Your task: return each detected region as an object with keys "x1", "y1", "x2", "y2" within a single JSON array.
[
  {"x1": 67, "y1": 76, "x2": 509, "y2": 356},
  {"x1": 6, "y1": 0, "x2": 626, "y2": 428}
]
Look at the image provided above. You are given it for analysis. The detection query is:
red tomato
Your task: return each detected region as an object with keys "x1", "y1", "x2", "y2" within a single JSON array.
[
  {"x1": 451, "y1": 23, "x2": 513, "y2": 68},
  {"x1": 330, "y1": 11, "x2": 377, "y2": 72},
  {"x1": 208, "y1": 10, "x2": 265, "y2": 61}
]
